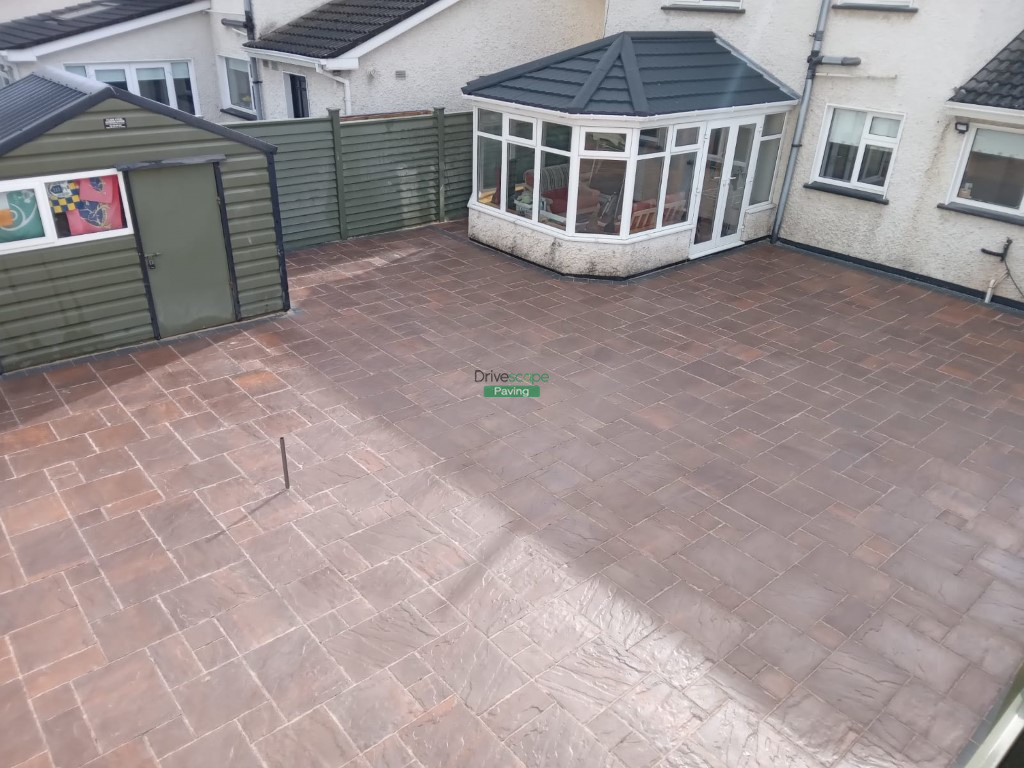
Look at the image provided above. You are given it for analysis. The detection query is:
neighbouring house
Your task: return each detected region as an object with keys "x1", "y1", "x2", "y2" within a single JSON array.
[
  {"x1": 0, "y1": 0, "x2": 604, "y2": 123},
  {"x1": 240, "y1": 0, "x2": 605, "y2": 120},
  {"x1": 0, "y1": 0, "x2": 218, "y2": 116},
  {"x1": 466, "y1": 0, "x2": 1024, "y2": 308},
  {"x1": 0, "y1": 67, "x2": 288, "y2": 372}
]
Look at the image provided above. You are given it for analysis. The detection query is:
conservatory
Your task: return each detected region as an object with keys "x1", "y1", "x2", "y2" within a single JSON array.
[{"x1": 462, "y1": 32, "x2": 798, "y2": 278}]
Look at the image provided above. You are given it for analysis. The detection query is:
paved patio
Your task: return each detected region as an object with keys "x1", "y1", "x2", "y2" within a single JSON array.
[{"x1": 1, "y1": 224, "x2": 1024, "y2": 768}]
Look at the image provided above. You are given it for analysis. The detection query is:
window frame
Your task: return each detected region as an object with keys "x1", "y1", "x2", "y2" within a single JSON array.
[
  {"x1": 286, "y1": 72, "x2": 310, "y2": 119},
  {"x1": 64, "y1": 60, "x2": 199, "y2": 115},
  {"x1": 0, "y1": 169, "x2": 133, "y2": 256},
  {"x1": 747, "y1": 111, "x2": 788, "y2": 210},
  {"x1": 219, "y1": 55, "x2": 255, "y2": 114},
  {"x1": 470, "y1": 106, "x2": 791, "y2": 243},
  {"x1": 946, "y1": 123, "x2": 1024, "y2": 217},
  {"x1": 812, "y1": 104, "x2": 904, "y2": 195}
]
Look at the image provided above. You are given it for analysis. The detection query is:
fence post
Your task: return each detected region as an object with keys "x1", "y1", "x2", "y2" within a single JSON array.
[
  {"x1": 329, "y1": 108, "x2": 349, "y2": 240},
  {"x1": 434, "y1": 107, "x2": 447, "y2": 223}
]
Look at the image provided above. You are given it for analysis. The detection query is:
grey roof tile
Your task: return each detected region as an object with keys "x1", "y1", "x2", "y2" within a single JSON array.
[
  {"x1": 0, "y1": 0, "x2": 192, "y2": 51},
  {"x1": 245, "y1": 0, "x2": 444, "y2": 59},
  {"x1": 952, "y1": 29, "x2": 1024, "y2": 111},
  {"x1": 462, "y1": 31, "x2": 796, "y2": 117}
]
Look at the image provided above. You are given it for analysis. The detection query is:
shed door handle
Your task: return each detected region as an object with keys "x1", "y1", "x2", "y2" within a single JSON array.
[{"x1": 145, "y1": 252, "x2": 161, "y2": 269}]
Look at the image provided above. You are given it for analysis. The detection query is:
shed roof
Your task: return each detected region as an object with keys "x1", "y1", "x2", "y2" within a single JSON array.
[
  {"x1": 462, "y1": 31, "x2": 797, "y2": 117},
  {"x1": 0, "y1": 0, "x2": 193, "y2": 51},
  {"x1": 952, "y1": 29, "x2": 1024, "y2": 112},
  {"x1": 245, "y1": 0, "x2": 445, "y2": 59},
  {"x1": 0, "y1": 68, "x2": 275, "y2": 157}
]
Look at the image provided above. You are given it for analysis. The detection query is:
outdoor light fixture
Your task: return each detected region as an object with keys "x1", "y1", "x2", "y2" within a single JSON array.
[{"x1": 955, "y1": 121, "x2": 970, "y2": 134}]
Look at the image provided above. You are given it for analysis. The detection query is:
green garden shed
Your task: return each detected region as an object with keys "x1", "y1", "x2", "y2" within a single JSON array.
[{"x1": 0, "y1": 67, "x2": 289, "y2": 373}]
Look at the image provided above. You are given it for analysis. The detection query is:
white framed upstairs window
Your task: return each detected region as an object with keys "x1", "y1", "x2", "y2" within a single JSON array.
[
  {"x1": 219, "y1": 56, "x2": 255, "y2": 114},
  {"x1": 813, "y1": 106, "x2": 903, "y2": 194},
  {"x1": 64, "y1": 61, "x2": 197, "y2": 114},
  {"x1": 949, "y1": 125, "x2": 1024, "y2": 216}
]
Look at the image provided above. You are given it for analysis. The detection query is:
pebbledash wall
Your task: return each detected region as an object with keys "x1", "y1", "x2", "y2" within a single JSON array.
[{"x1": 603, "y1": 0, "x2": 1024, "y2": 303}]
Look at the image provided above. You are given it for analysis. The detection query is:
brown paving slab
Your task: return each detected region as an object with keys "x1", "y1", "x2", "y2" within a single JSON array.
[
  {"x1": 74, "y1": 651, "x2": 176, "y2": 753},
  {"x1": 4, "y1": 229, "x2": 1024, "y2": 767}
]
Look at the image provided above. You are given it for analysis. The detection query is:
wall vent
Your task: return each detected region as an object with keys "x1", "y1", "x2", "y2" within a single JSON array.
[{"x1": 395, "y1": 70, "x2": 407, "y2": 80}]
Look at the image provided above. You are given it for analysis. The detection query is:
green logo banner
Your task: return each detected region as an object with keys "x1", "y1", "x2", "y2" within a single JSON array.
[{"x1": 484, "y1": 385, "x2": 540, "y2": 398}]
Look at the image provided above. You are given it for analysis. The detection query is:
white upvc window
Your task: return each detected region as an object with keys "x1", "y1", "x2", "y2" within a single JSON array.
[
  {"x1": 64, "y1": 61, "x2": 198, "y2": 115},
  {"x1": 948, "y1": 125, "x2": 1024, "y2": 217},
  {"x1": 0, "y1": 170, "x2": 132, "y2": 255},
  {"x1": 473, "y1": 107, "x2": 716, "y2": 240},
  {"x1": 749, "y1": 112, "x2": 787, "y2": 206},
  {"x1": 219, "y1": 56, "x2": 255, "y2": 114},
  {"x1": 813, "y1": 105, "x2": 903, "y2": 194}
]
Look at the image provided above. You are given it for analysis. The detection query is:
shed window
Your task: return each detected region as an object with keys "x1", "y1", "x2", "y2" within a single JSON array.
[
  {"x1": 952, "y1": 126, "x2": 1024, "y2": 214},
  {"x1": 0, "y1": 171, "x2": 130, "y2": 255},
  {"x1": 64, "y1": 62, "x2": 198, "y2": 114}
]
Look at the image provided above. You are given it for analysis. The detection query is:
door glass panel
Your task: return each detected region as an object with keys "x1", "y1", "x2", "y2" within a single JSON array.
[
  {"x1": 95, "y1": 68, "x2": 128, "y2": 90},
  {"x1": 137, "y1": 66, "x2": 170, "y2": 105},
  {"x1": 630, "y1": 157, "x2": 664, "y2": 234},
  {"x1": 694, "y1": 126, "x2": 728, "y2": 245},
  {"x1": 719, "y1": 123, "x2": 756, "y2": 238}
]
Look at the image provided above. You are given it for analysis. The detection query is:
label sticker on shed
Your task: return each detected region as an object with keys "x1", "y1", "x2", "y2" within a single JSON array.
[{"x1": 103, "y1": 117, "x2": 127, "y2": 130}]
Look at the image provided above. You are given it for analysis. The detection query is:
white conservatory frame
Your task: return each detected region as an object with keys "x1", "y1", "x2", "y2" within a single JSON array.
[{"x1": 467, "y1": 97, "x2": 795, "y2": 252}]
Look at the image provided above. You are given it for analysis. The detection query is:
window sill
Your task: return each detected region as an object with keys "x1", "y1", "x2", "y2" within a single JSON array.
[
  {"x1": 937, "y1": 202, "x2": 1024, "y2": 227},
  {"x1": 662, "y1": 4, "x2": 745, "y2": 13},
  {"x1": 221, "y1": 107, "x2": 256, "y2": 121},
  {"x1": 832, "y1": 3, "x2": 918, "y2": 12},
  {"x1": 804, "y1": 181, "x2": 889, "y2": 204}
]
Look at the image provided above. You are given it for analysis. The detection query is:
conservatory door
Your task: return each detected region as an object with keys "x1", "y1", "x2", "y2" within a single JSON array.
[{"x1": 691, "y1": 119, "x2": 757, "y2": 258}]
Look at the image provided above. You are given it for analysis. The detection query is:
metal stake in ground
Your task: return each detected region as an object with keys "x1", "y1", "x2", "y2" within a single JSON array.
[{"x1": 280, "y1": 437, "x2": 290, "y2": 490}]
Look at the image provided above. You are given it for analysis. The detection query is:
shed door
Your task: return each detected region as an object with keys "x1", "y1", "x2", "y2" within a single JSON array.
[{"x1": 128, "y1": 164, "x2": 235, "y2": 337}]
